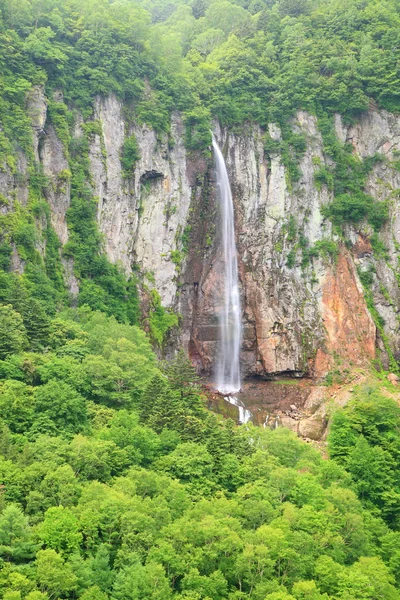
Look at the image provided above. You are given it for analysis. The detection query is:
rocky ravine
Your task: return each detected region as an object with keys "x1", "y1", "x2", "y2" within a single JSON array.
[{"x1": 4, "y1": 89, "x2": 400, "y2": 383}]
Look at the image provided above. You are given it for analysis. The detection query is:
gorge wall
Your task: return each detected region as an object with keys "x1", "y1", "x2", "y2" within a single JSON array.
[{"x1": 5, "y1": 89, "x2": 400, "y2": 381}]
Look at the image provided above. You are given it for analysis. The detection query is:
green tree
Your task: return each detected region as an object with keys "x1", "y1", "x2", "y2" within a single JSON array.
[
  {"x1": 120, "y1": 135, "x2": 140, "y2": 177},
  {"x1": 36, "y1": 506, "x2": 82, "y2": 554},
  {"x1": 0, "y1": 504, "x2": 36, "y2": 561},
  {"x1": 88, "y1": 544, "x2": 115, "y2": 593},
  {"x1": 181, "y1": 568, "x2": 228, "y2": 599},
  {"x1": 0, "y1": 306, "x2": 28, "y2": 359},
  {"x1": 68, "y1": 435, "x2": 128, "y2": 481},
  {"x1": 35, "y1": 549, "x2": 78, "y2": 598},
  {"x1": 14, "y1": 297, "x2": 51, "y2": 352},
  {"x1": 32, "y1": 380, "x2": 87, "y2": 434},
  {"x1": 155, "y1": 442, "x2": 215, "y2": 496},
  {"x1": 0, "y1": 380, "x2": 34, "y2": 433},
  {"x1": 338, "y1": 556, "x2": 398, "y2": 599},
  {"x1": 80, "y1": 586, "x2": 108, "y2": 600},
  {"x1": 112, "y1": 555, "x2": 172, "y2": 600}
]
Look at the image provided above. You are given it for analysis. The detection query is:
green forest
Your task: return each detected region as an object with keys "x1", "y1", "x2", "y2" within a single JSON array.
[
  {"x1": 1, "y1": 306, "x2": 400, "y2": 599},
  {"x1": 1, "y1": 0, "x2": 400, "y2": 597}
]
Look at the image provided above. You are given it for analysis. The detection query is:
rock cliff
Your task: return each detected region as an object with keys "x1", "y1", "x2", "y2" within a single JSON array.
[
  {"x1": 5, "y1": 89, "x2": 400, "y2": 381},
  {"x1": 181, "y1": 113, "x2": 389, "y2": 379}
]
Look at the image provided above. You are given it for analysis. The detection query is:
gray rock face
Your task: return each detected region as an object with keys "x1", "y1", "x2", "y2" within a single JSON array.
[
  {"x1": 5, "y1": 90, "x2": 400, "y2": 379},
  {"x1": 90, "y1": 94, "x2": 133, "y2": 272},
  {"x1": 40, "y1": 124, "x2": 70, "y2": 245},
  {"x1": 26, "y1": 86, "x2": 47, "y2": 161},
  {"x1": 90, "y1": 95, "x2": 192, "y2": 306},
  {"x1": 132, "y1": 116, "x2": 192, "y2": 307},
  {"x1": 336, "y1": 110, "x2": 400, "y2": 158}
]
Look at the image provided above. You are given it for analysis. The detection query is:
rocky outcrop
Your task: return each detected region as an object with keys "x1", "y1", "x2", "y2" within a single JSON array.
[
  {"x1": 90, "y1": 95, "x2": 192, "y2": 305},
  {"x1": 5, "y1": 90, "x2": 400, "y2": 381},
  {"x1": 26, "y1": 86, "x2": 47, "y2": 162},
  {"x1": 314, "y1": 251, "x2": 376, "y2": 376},
  {"x1": 90, "y1": 95, "x2": 134, "y2": 272},
  {"x1": 40, "y1": 124, "x2": 70, "y2": 245}
]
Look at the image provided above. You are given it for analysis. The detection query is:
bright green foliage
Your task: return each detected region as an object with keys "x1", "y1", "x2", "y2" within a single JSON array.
[
  {"x1": 14, "y1": 297, "x2": 51, "y2": 353},
  {"x1": 112, "y1": 555, "x2": 172, "y2": 600},
  {"x1": 148, "y1": 289, "x2": 179, "y2": 348},
  {"x1": 329, "y1": 386, "x2": 400, "y2": 529},
  {"x1": 0, "y1": 306, "x2": 28, "y2": 359},
  {"x1": 121, "y1": 135, "x2": 141, "y2": 177},
  {"x1": 162, "y1": 349, "x2": 201, "y2": 403},
  {"x1": 0, "y1": 390, "x2": 399, "y2": 598},
  {"x1": 322, "y1": 192, "x2": 389, "y2": 231},
  {"x1": 35, "y1": 549, "x2": 78, "y2": 598},
  {"x1": 37, "y1": 506, "x2": 82, "y2": 554},
  {"x1": 0, "y1": 504, "x2": 36, "y2": 561},
  {"x1": 0, "y1": 380, "x2": 35, "y2": 434},
  {"x1": 0, "y1": 306, "x2": 399, "y2": 597},
  {"x1": 184, "y1": 106, "x2": 212, "y2": 150},
  {"x1": 33, "y1": 380, "x2": 88, "y2": 435},
  {"x1": 0, "y1": 0, "x2": 399, "y2": 160}
]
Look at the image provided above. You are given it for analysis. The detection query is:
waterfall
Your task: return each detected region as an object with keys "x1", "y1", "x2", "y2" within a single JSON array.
[{"x1": 212, "y1": 135, "x2": 242, "y2": 395}]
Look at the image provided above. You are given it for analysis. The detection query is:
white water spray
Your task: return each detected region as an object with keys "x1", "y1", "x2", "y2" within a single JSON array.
[
  {"x1": 225, "y1": 394, "x2": 252, "y2": 425},
  {"x1": 211, "y1": 135, "x2": 242, "y2": 396}
]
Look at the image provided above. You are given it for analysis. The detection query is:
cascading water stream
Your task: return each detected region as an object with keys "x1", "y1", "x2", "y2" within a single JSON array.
[{"x1": 212, "y1": 134, "x2": 251, "y2": 423}]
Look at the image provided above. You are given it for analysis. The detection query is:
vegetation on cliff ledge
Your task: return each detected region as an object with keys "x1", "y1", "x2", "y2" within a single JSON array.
[{"x1": 0, "y1": 0, "x2": 400, "y2": 158}]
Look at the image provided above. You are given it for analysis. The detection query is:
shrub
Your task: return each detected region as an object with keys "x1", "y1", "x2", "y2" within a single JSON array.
[
  {"x1": 322, "y1": 192, "x2": 388, "y2": 231},
  {"x1": 120, "y1": 135, "x2": 141, "y2": 176}
]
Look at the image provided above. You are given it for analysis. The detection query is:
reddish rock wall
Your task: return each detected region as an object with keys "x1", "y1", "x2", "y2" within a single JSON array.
[{"x1": 314, "y1": 251, "x2": 376, "y2": 377}]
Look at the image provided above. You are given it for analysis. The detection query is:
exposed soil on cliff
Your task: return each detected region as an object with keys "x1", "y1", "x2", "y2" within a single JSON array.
[{"x1": 204, "y1": 377, "x2": 330, "y2": 442}]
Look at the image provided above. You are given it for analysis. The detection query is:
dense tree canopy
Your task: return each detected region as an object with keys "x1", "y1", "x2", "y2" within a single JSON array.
[
  {"x1": 0, "y1": 0, "x2": 399, "y2": 148},
  {"x1": 0, "y1": 307, "x2": 399, "y2": 598}
]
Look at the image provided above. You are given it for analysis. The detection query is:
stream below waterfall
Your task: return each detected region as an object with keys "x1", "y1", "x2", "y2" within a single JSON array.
[{"x1": 207, "y1": 378, "x2": 314, "y2": 428}]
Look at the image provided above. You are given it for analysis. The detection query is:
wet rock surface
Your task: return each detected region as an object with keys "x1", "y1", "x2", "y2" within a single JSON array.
[
  {"x1": 180, "y1": 112, "x2": 391, "y2": 380},
  {"x1": 207, "y1": 377, "x2": 325, "y2": 436}
]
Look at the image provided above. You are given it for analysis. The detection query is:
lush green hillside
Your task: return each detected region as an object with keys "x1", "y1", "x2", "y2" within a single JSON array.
[
  {"x1": 1, "y1": 0, "x2": 400, "y2": 597},
  {"x1": 1, "y1": 0, "x2": 400, "y2": 144},
  {"x1": 0, "y1": 306, "x2": 400, "y2": 599}
]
